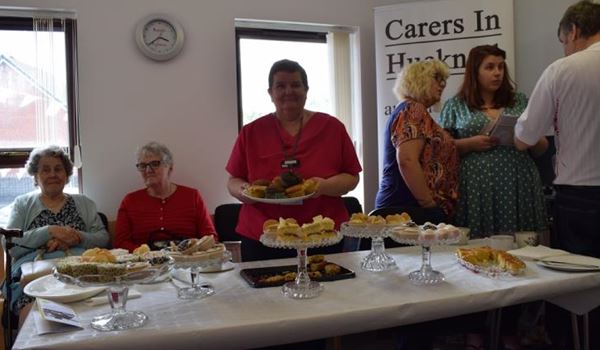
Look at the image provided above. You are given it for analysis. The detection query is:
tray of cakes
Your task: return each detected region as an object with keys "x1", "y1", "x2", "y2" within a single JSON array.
[
  {"x1": 54, "y1": 245, "x2": 171, "y2": 285},
  {"x1": 390, "y1": 222, "x2": 461, "y2": 246},
  {"x1": 260, "y1": 215, "x2": 342, "y2": 249},
  {"x1": 340, "y1": 212, "x2": 412, "y2": 237},
  {"x1": 164, "y1": 235, "x2": 231, "y2": 269},
  {"x1": 240, "y1": 255, "x2": 355, "y2": 288},
  {"x1": 456, "y1": 246, "x2": 526, "y2": 277},
  {"x1": 242, "y1": 172, "x2": 318, "y2": 204}
]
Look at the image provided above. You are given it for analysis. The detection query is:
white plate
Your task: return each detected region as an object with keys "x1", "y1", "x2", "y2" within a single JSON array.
[
  {"x1": 198, "y1": 261, "x2": 235, "y2": 273},
  {"x1": 537, "y1": 261, "x2": 600, "y2": 272},
  {"x1": 24, "y1": 275, "x2": 106, "y2": 303},
  {"x1": 241, "y1": 190, "x2": 314, "y2": 205},
  {"x1": 537, "y1": 254, "x2": 600, "y2": 272}
]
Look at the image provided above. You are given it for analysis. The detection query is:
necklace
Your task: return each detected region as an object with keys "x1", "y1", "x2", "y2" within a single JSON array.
[{"x1": 275, "y1": 113, "x2": 304, "y2": 170}]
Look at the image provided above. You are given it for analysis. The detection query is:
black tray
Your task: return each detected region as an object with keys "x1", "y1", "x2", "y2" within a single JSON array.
[{"x1": 240, "y1": 263, "x2": 355, "y2": 288}]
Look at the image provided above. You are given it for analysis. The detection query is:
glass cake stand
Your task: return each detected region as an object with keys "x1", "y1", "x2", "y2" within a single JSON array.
[
  {"x1": 54, "y1": 264, "x2": 169, "y2": 331},
  {"x1": 340, "y1": 222, "x2": 398, "y2": 272},
  {"x1": 260, "y1": 232, "x2": 343, "y2": 299},
  {"x1": 390, "y1": 231, "x2": 459, "y2": 285},
  {"x1": 169, "y1": 250, "x2": 232, "y2": 299}
]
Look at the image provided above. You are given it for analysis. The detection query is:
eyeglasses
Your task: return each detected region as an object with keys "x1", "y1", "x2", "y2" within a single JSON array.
[
  {"x1": 433, "y1": 73, "x2": 447, "y2": 84},
  {"x1": 136, "y1": 160, "x2": 162, "y2": 171}
]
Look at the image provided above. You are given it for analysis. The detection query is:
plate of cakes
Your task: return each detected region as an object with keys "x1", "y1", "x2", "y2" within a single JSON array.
[
  {"x1": 52, "y1": 246, "x2": 171, "y2": 285},
  {"x1": 240, "y1": 255, "x2": 355, "y2": 288},
  {"x1": 456, "y1": 246, "x2": 526, "y2": 276},
  {"x1": 260, "y1": 215, "x2": 342, "y2": 249},
  {"x1": 242, "y1": 173, "x2": 318, "y2": 204},
  {"x1": 165, "y1": 235, "x2": 231, "y2": 269},
  {"x1": 340, "y1": 212, "x2": 412, "y2": 237},
  {"x1": 391, "y1": 222, "x2": 461, "y2": 245}
]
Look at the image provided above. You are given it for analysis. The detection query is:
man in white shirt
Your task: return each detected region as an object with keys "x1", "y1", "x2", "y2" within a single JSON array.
[{"x1": 515, "y1": 0, "x2": 600, "y2": 258}]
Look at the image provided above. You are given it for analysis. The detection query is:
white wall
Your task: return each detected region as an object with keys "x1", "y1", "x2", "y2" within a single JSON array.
[{"x1": 0, "y1": 0, "x2": 576, "y2": 218}]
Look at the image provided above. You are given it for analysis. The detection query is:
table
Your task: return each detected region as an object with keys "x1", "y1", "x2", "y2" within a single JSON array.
[{"x1": 13, "y1": 242, "x2": 600, "y2": 350}]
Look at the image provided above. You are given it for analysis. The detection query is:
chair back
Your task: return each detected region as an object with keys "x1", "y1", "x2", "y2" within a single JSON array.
[
  {"x1": 214, "y1": 204, "x2": 243, "y2": 242},
  {"x1": 342, "y1": 196, "x2": 363, "y2": 216}
]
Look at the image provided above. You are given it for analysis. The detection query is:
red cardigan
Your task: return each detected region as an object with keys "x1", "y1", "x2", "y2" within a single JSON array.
[{"x1": 114, "y1": 185, "x2": 217, "y2": 252}]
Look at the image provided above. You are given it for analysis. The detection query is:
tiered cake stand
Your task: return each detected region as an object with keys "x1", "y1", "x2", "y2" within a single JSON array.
[
  {"x1": 340, "y1": 223, "x2": 398, "y2": 271},
  {"x1": 260, "y1": 232, "x2": 343, "y2": 299}
]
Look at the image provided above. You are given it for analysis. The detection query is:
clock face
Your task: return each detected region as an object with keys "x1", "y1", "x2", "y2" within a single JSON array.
[
  {"x1": 136, "y1": 15, "x2": 184, "y2": 61},
  {"x1": 143, "y1": 20, "x2": 177, "y2": 54}
]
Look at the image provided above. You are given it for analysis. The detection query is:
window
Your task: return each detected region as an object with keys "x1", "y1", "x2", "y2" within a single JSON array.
[
  {"x1": 236, "y1": 28, "x2": 332, "y2": 127},
  {"x1": 0, "y1": 12, "x2": 79, "y2": 227},
  {"x1": 235, "y1": 21, "x2": 364, "y2": 205}
]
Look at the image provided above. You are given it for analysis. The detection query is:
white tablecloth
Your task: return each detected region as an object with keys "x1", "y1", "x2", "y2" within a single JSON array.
[{"x1": 13, "y1": 243, "x2": 600, "y2": 350}]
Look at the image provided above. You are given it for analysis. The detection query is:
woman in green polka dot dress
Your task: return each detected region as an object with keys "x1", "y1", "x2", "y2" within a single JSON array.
[{"x1": 439, "y1": 45, "x2": 548, "y2": 238}]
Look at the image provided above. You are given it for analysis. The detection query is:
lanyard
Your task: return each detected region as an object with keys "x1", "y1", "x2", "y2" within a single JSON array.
[{"x1": 275, "y1": 113, "x2": 303, "y2": 170}]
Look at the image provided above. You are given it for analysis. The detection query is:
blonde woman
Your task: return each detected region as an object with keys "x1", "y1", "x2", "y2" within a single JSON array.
[{"x1": 375, "y1": 59, "x2": 458, "y2": 223}]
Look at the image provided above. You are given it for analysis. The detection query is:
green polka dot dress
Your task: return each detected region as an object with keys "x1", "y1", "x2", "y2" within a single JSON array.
[{"x1": 438, "y1": 93, "x2": 547, "y2": 237}]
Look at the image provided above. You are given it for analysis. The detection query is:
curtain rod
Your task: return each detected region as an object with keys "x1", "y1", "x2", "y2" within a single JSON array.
[{"x1": 0, "y1": 6, "x2": 77, "y2": 19}]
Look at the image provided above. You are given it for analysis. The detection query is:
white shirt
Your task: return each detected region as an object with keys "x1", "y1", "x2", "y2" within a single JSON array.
[{"x1": 515, "y1": 41, "x2": 600, "y2": 186}]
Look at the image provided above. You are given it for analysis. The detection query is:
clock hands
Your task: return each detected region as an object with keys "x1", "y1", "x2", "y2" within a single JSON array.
[{"x1": 147, "y1": 36, "x2": 170, "y2": 45}]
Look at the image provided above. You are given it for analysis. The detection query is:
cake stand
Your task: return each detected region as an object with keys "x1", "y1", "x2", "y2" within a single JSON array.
[
  {"x1": 390, "y1": 231, "x2": 459, "y2": 285},
  {"x1": 54, "y1": 264, "x2": 168, "y2": 331},
  {"x1": 260, "y1": 232, "x2": 343, "y2": 299},
  {"x1": 340, "y1": 222, "x2": 398, "y2": 271},
  {"x1": 169, "y1": 250, "x2": 232, "y2": 299}
]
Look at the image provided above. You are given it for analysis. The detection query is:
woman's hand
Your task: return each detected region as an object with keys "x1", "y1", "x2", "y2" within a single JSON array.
[
  {"x1": 307, "y1": 174, "x2": 359, "y2": 198},
  {"x1": 48, "y1": 225, "x2": 81, "y2": 247},
  {"x1": 227, "y1": 177, "x2": 256, "y2": 203},
  {"x1": 46, "y1": 238, "x2": 70, "y2": 252},
  {"x1": 455, "y1": 135, "x2": 497, "y2": 154}
]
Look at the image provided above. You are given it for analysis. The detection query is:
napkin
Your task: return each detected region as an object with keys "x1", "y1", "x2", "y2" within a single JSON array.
[
  {"x1": 507, "y1": 245, "x2": 570, "y2": 261},
  {"x1": 84, "y1": 289, "x2": 142, "y2": 306}
]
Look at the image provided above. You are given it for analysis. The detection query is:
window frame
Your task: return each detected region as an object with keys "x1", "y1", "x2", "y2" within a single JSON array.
[
  {"x1": 235, "y1": 27, "x2": 327, "y2": 131},
  {"x1": 0, "y1": 16, "x2": 79, "y2": 170}
]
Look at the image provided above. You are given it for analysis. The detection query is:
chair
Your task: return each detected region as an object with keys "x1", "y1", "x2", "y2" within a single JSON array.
[
  {"x1": 213, "y1": 204, "x2": 244, "y2": 262},
  {"x1": 359, "y1": 206, "x2": 429, "y2": 250},
  {"x1": 341, "y1": 197, "x2": 363, "y2": 251}
]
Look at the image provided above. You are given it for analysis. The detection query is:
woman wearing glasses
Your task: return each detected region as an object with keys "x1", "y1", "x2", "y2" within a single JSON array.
[
  {"x1": 6, "y1": 145, "x2": 109, "y2": 324},
  {"x1": 114, "y1": 141, "x2": 216, "y2": 251},
  {"x1": 375, "y1": 59, "x2": 459, "y2": 223}
]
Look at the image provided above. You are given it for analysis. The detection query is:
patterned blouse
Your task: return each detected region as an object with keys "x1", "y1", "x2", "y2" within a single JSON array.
[
  {"x1": 391, "y1": 99, "x2": 460, "y2": 216},
  {"x1": 27, "y1": 195, "x2": 86, "y2": 231}
]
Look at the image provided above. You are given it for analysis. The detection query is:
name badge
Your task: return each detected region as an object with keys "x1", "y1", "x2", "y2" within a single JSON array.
[{"x1": 281, "y1": 159, "x2": 300, "y2": 169}]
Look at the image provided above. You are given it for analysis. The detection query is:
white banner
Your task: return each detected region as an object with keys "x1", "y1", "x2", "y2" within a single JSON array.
[{"x1": 374, "y1": 0, "x2": 514, "y2": 175}]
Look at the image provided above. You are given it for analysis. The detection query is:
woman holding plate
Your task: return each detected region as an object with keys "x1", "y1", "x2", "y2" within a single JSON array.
[{"x1": 226, "y1": 59, "x2": 362, "y2": 262}]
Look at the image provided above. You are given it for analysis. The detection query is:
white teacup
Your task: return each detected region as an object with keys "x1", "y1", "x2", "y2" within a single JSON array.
[
  {"x1": 457, "y1": 227, "x2": 470, "y2": 245},
  {"x1": 489, "y1": 235, "x2": 514, "y2": 251},
  {"x1": 515, "y1": 232, "x2": 539, "y2": 248}
]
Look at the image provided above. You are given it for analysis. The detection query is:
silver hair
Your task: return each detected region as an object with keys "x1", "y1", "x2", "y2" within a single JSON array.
[
  {"x1": 136, "y1": 141, "x2": 174, "y2": 166},
  {"x1": 25, "y1": 146, "x2": 74, "y2": 184}
]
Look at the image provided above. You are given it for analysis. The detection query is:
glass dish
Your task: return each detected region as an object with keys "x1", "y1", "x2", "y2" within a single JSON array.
[
  {"x1": 168, "y1": 250, "x2": 232, "y2": 299},
  {"x1": 340, "y1": 222, "x2": 398, "y2": 272},
  {"x1": 53, "y1": 263, "x2": 169, "y2": 331},
  {"x1": 259, "y1": 232, "x2": 343, "y2": 299},
  {"x1": 390, "y1": 233, "x2": 459, "y2": 285}
]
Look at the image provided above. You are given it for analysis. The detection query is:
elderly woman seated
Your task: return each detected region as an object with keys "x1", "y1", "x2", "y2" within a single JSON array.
[
  {"x1": 114, "y1": 141, "x2": 217, "y2": 251},
  {"x1": 5, "y1": 145, "x2": 109, "y2": 324}
]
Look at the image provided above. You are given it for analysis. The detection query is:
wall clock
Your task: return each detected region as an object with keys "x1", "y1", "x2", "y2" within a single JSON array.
[{"x1": 135, "y1": 14, "x2": 184, "y2": 61}]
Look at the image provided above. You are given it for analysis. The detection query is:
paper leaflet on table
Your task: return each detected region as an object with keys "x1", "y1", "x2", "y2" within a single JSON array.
[
  {"x1": 35, "y1": 298, "x2": 83, "y2": 335},
  {"x1": 480, "y1": 111, "x2": 519, "y2": 146}
]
